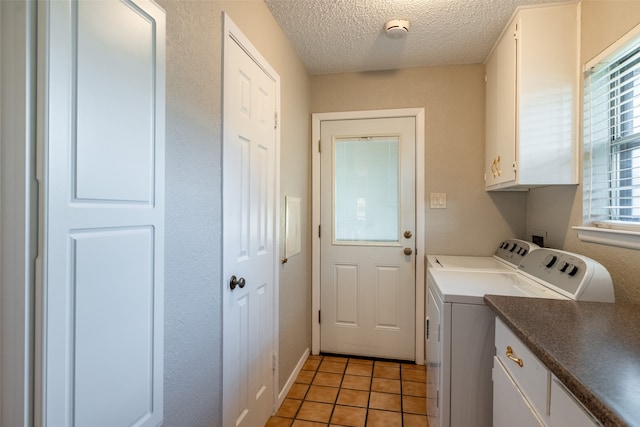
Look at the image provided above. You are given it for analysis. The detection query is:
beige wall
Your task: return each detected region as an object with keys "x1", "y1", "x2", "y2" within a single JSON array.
[
  {"x1": 156, "y1": 1, "x2": 310, "y2": 424},
  {"x1": 527, "y1": 0, "x2": 640, "y2": 304},
  {"x1": 312, "y1": 66, "x2": 528, "y2": 256}
]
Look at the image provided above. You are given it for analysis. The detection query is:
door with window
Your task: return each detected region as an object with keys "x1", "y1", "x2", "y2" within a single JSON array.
[{"x1": 320, "y1": 117, "x2": 416, "y2": 360}]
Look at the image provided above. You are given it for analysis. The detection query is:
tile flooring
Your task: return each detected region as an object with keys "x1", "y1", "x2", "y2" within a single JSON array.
[{"x1": 265, "y1": 354, "x2": 428, "y2": 427}]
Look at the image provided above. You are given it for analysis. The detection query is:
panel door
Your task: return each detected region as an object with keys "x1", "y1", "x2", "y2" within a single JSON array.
[
  {"x1": 222, "y1": 17, "x2": 278, "y2": 427},
  {"x1": 319, "y1": 117, "x2": 416, "y2": 360},
  {"x1": 40, "y1": 1, "x2": 165, "y2": 426}
]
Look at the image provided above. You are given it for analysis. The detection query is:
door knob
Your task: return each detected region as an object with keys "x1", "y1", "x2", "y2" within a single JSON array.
[
  {"x1": 230, "y1": 275, "x2": 246, "y2": 290},
  {"x1": 404, "y1": 247, "x2": 413, "y2": 256},
  {"x1": 404, "y1": 230, "x2": 413, "y2": 239}
]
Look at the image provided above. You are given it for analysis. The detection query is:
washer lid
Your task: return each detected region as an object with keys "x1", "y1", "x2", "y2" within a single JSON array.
[
  {"x1": 429, "y1": 269, "x2": 566, "y2": 305},
  {"x1": 427, "y1": 255, "x2": 515, "y2": 272}
]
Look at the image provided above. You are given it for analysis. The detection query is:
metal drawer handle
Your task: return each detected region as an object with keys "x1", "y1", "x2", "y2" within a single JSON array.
[{"x1": 506, "y1": 346, "x2": 524, "y2": 367}]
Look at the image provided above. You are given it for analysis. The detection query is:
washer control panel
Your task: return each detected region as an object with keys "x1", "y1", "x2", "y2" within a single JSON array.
[
  {"x1": 517, "y1": 248, "x2": 614, "y2": 302},
  {"x1": 494, "y1": 239, "x2": 539, "y2": 267}
]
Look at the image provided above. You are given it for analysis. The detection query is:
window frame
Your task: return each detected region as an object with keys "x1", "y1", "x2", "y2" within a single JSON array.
[{"x1": 575, "y1": 22, "x2": 640, "y2": 250}]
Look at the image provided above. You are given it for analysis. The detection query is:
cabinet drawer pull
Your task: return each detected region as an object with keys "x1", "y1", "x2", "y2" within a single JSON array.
[{"x1": 506, "y1": 346, "x2": 524, "y2": 367}]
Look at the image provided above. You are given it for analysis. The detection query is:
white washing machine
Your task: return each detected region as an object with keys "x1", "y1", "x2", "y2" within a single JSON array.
[
  {"x1": 426, "y1": 248, "x2": 615, "y2": 427},
  {"x1": 426, "y1": 238, "x2": 539, "y2": 273}
]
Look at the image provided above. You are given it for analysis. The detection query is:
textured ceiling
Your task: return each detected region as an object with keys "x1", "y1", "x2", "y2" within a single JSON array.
[{"x1": 264, "y1": 0, "x2": 571, "y2": 75}]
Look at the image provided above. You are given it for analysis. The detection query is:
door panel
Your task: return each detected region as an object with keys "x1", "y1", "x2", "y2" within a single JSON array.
[
  {"x1": 41, "y1": 1, "x2": 165, "y2": 426},
  {"x1": 334, "y1": 265, "x2": 358, "y2": 325},
  {"x1": 73, "y1": 228, "x2": 155, "y2": 426},
  {"x1": 320, "y1": 117, "x2": 415, "y2": 360},
  {"x1": 375, "y1": 266, "x2": 400, "y2": 328},
  {"x1": 222, "y1": 16, "x2": 278, "y2": 427},
  {"x1": 75, "y1": 0, "x2": 155, "y2": 202}
]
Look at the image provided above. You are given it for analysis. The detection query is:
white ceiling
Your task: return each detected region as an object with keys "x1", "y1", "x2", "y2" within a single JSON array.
[{"x1": 264, "y1": 0, "x2": 571, "y2": 75}]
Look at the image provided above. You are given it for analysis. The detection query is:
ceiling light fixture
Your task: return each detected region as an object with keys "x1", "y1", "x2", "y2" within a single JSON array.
[{"x1": 384, "y1": 19, "x2": 410, "y2": 39}]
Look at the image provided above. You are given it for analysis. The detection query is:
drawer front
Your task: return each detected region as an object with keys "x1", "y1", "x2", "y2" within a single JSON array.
[{"x1": 495, "y1": 318, "x2": 550, "y2": 419}]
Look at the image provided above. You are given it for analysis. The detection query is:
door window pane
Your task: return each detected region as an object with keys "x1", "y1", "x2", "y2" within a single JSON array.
[{"x1": 334, "y1": 136, "x2": 399, "y2": 243}]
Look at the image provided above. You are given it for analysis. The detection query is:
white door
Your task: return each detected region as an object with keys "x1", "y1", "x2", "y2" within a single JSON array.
[
  {"x1": 320, "y1": 117, "x2": 416, "y2": 360},
  {"x1": 222, "y1": 15, "x2": 279, "y2": 427},
  {"x1": 39, "y1": 1, "x2": 165, "y2": 426}
]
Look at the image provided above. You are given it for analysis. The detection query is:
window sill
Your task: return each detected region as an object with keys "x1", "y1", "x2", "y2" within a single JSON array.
[{"x1": 573, "y1": 225, "x2": 640, "y2": 250}]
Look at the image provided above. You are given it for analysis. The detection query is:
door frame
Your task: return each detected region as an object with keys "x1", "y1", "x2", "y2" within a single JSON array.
[
  {"x1": 311, "y1": 108, "x2": 426, "y2": 364},
  {"x1": 0, "y1": 2, "x2": 37, "y2": 426},
  {"x1": 221, "y1": 12, "x2": 281, "y2": 421}
]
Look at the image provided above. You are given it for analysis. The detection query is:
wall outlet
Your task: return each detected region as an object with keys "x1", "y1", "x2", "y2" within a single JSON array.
[{"x1": 530, "y1": 228, "x2": 547, "y2": 247}]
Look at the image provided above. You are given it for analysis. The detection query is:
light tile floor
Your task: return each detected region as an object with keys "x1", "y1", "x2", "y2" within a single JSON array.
[{"x1": 265, "y1": 354, "x2": 428, "y2": 427}]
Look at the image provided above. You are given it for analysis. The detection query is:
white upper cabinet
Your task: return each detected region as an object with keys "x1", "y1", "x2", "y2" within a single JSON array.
[{"x1": 485, "y1": 3, "x2": 579, "y2": 191}]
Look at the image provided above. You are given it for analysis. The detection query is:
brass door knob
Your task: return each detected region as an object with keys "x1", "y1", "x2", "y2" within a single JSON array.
[
  {"x1": 404, "y1": 230, "x2": 413, "y2": 239},
  {"x1": 404, "y1": 247, "x2": 413, "y2": 256}
]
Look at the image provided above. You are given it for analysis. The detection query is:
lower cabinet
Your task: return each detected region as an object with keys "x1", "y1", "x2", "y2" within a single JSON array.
[
  {"x1": 549, "y1": 377, "x2": 600, "y2": 427},
  {"x1": 493, "y1": 357, "x2": 545, "y2": 427},
  {"x1": 493, "y1": 318, "x2": 601, "y2": 427}
]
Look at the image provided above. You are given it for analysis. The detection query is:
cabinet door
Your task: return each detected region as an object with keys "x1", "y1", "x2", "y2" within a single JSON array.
[
  {"x1": 517, "y1": 4, "x2": 578, "y2": 185},
  {"x1": 550, "y1": 378, "x2": 600, "y2": 427},
  {"x1": 485, "y1": 20, "x2": 517, "y2": 189},
  {"x1": 485, "y1": 42, "x2": 499, "y2": 187},
  {"x1": 493, "y1": 357, "x2": 545, "y2": 427}
]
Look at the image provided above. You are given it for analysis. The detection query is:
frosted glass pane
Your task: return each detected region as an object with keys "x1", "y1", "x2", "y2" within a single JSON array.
[{"x1": 334, "y1": 137, "x2": 399, "y2": 243}]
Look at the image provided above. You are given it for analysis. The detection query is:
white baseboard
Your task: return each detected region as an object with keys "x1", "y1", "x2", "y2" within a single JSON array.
[{"x1": 276, "y1": 347, "x2": 310, "y2": 408}]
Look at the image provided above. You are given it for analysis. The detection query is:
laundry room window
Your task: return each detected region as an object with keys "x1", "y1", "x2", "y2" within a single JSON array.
[{"x1": 583, "y1": 32, "x2": 640, "y2": 227}]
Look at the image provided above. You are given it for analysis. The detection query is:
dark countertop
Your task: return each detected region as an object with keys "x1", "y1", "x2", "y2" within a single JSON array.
[{"x1": 484, "y1": 295, "x2": 640, "y2": 427}]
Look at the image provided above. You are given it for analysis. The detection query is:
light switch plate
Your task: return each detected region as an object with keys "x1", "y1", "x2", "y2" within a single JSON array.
[{"x1": 430, "y1": 192, "x2": 447, "y2": 209}]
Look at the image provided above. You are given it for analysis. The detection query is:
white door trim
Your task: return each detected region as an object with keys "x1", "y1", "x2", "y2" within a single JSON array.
[
  {"x1": 222, "y1": 12, "x2": 281, "y2": 418},
  {"x1": 311, "y1": 108, "x2": 425, "y2": 364}
]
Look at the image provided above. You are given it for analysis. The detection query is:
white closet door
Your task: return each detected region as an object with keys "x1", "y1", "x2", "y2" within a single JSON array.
[{"x1": 39, "y1": 1, "x2": 165, "y2": 426}]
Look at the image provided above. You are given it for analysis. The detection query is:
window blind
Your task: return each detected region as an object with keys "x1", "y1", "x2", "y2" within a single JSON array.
[{"x1": 584, "y1": 37, "x2": 640, "y2": 224}]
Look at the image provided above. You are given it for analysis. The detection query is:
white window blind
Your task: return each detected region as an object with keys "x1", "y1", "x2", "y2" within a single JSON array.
[{"x1": 584, "y1": 35, "x2": 640, "y2": 225}]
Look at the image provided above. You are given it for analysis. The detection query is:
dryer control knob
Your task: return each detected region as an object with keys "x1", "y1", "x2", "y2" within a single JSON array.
[{"x1": 543, "y1": 254, "x2": 557, "y2": 268}]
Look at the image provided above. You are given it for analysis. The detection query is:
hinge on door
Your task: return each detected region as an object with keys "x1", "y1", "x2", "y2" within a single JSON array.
[
  {"x1": 438, "y1": 325, "x2": 441, "y2": 342},
  {"x1": 318, "y1": 139, "x2": 321, "y2": 153},
  {"x1": 425, "y1": 318, "x2": 429, "y2": 340},
  {"x1": 318, "y1": 225, "x2": 321, "y2": 238},
  {"x1": 272, "y1": 353, "x2": 277, "y2": 372},
  {"x1": 274, "y1": 112, "x2": 279, "y2": 129},
  {"x1": 318, "y1": 310, "x2": 321, "y2": 323}
]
